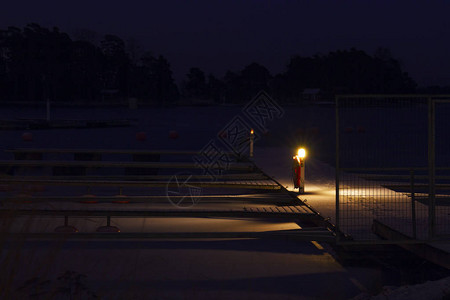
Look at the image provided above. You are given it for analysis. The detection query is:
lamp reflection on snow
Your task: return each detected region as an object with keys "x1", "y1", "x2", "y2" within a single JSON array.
[{"x1": 340, "y1": 189, "x2": 371, "y2": 197}]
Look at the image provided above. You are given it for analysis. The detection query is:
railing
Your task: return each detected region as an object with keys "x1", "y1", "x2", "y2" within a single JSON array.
[{"x1": 335, "y1": 95, "x2": 450, "y2": 243}]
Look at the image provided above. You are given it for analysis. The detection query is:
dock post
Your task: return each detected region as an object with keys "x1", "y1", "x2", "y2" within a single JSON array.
[
  {"x1": 249, "y1": 129, "x2": 254, "y2": 158},
  {"x1": 96, "y1": 215, "x2": 120, "y2": 233},
  {"x1": 54, "y1": 215, "x2": 78, "y2": 233}
]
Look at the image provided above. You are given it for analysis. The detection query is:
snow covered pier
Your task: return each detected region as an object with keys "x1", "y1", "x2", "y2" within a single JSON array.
[{"x1": 0, "y1": 147, "x2": 335, "y2": 243}]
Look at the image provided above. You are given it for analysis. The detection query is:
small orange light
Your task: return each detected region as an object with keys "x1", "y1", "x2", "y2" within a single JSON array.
[{"x1": 250, "y1": 129, "x2": 254, "y2": 135}]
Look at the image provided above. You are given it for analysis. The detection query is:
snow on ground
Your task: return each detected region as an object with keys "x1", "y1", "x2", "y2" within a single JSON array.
[
  {"x1": 1, "y1": 105, "x2": 449, "y2": 299},
  {"x1": 0, "y1": 106, "x2": 368, "y2": 299},
  {"x1": 2, "y1": 227, "x2": 370, "y2": 299},
  {"x1": 253, "y1": 145, "x2": 450, "y2": 241},
  {"x1": 3, "y1": 218, "x2": 446, "y2": 299},
  {"x1": 254, "y1": 145, "x2": 450, "y2": 299},
  {"x1": 351, "y1": 276, "x2": 450, "y2": 300},
  {"x1": 253, "y1": 146, "x2": 337, "y2": 222}
]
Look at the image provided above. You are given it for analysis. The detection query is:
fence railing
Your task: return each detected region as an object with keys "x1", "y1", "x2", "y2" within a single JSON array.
[{"x1": 336, "y1": 95, "x2": 450, "y2": 243}]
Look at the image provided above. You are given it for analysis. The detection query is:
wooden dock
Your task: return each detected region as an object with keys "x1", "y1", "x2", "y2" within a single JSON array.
[
  {"x1": 1, "y1": 229, "x2": 335, "y2": 242},
  {"x1": 0, "y1": 147, "x2": 334, "y2": 242},
  {"x1": 0, "y1": 206, "x2": 314, "y2": 219},
  {"x1": 0, "y1": 178, "x2": 280, "y2": 189}
]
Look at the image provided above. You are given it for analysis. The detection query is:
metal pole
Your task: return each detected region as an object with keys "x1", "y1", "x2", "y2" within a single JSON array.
[
  {"x1": 428, "y1": 98, "x2": 436, "y2": 240},
  {"x1": 335, "y1": 96, "x2": 340, "y2": 242},
  {"x1": 299, "y1": 157, "x2": 305, "y2": 194},
  {"x1": 46, "y1": 98, "x2": 50, "y2": 122},
  {"x1": 249, "y1": 129, "x2": 254, "y2": 158},
  {"x1": 410, "y1": 170, "x2": 417, "y2": 239}
]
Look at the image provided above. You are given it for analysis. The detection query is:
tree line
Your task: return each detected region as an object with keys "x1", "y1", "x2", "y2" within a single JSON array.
[{"x1": 0, "y1": 23, "x2": 421, "y2": 106}]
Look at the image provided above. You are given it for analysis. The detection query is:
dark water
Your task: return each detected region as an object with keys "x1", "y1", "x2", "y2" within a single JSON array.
[
  {"x1": 2, "y1": 103, "x2": 448, "y2": 169},
  {"x1": 0, "y1": 105, "x2": 337, "y2": 162}
]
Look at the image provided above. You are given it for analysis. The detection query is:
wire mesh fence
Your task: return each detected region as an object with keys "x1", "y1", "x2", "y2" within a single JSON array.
[
  {"x1": 336, "y1": 95, "x2": 450, "y2": 242},
  {"x1": 338, "y1": 168, "x2": 430, "y2": 241},
  {"x1": 435, "y1": 100, "x2": 450, "y2": 238}
]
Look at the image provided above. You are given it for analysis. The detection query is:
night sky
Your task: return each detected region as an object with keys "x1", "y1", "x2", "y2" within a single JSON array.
[{"x1": 2, "y1": 0, "x2": 450, "y2": 87}]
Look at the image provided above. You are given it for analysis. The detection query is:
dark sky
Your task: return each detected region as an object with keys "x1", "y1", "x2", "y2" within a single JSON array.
[{"x1": 2, "y1": 0, "x2": 450, "y2": 87}]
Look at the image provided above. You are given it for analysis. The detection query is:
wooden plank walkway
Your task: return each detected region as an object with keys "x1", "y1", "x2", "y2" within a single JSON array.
[
  {"x1": 0, "y1": 160, "x2": 254, "y2": 170},
  {"x1": 1, "y1": 229, "x2": 335, "y2": 242},
  {"x1": 0, "y1": 173, "x2": 268, "y2": 181},
  {"x1": 0, "y1": 179, "x2": 280, "y2": 189},
  {"x1": 0, "y1": 206, "x2": 314, "y2": 219},
  {"x1": 383, "y1": 184, "x2": 450, "y2": 191},
  {"x1": 0, "y1": 194, "x2": 296, "y2": 203},
  {"x1": 0, "y1": 147, "x2": 336, "y2": 242}
]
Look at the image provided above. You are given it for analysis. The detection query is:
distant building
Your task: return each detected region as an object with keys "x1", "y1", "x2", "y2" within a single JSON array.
[{"x1": 302, "y1": 88, "x2": 321, "y2": 102}]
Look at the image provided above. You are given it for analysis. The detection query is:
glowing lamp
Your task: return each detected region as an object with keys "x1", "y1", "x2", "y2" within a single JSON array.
[
  {"x1": 249, "y1": 129, "x2": 254, "y2": 158},
  {"x1": 292, "y1": 147, "x2": 306, "y2": 193},
  {"x1": 298, "y1": 148, "x2": 306, "y2": 159}
]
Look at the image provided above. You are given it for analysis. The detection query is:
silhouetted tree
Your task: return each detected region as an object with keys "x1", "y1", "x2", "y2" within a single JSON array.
[
  {"x1": 280, "y1": 48, "x2": 417, "y2": 102},
  {"x1": 240, "y1": 62, "x2": 272, "y2": 100},
  {"x1": 126, "y1": 37, "x2": 144, "y2": 65},
  {"x1": 206, "y1": 74, "x2": 225, "y2": 103},
  {"x1": 70, "y1": 40, "x2": 103, "y2": 102},
  {"x1": 0, "y1": 24, "x2": 73, "y2": 103},
  {"x1": 139, "y1": 52, "x2": 178, "y2": 105},
  {"x1": 182, "y1": 67, "x2": 207, "y2": 100},
  {"x1": 221, "y1": 62, "x2": 272, "y2": 103},
  {"x1": 0, "y1": 24, "x2": 420, "y2": 106},
  {"x1": 71, "y1": 28, "x2": 99, "y2": 45},
  {"x1": 100, "y1": 34, "x2": 129, "y2": 98},
  {"x1": 223, "y1": 70, "x2": 242, "y2": 103}
]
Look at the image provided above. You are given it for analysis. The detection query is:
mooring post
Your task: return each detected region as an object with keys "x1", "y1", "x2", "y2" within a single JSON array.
[
  {"x1": 249, "y1": 129, "x2": 254, "y2": 158},
  {"x1": 96, "y1": 215, "x2": 120, "y2": 232},
  {"x1": 410, "y1": 169, "x2": 417, "y2": 239},
  {"x1": 54, "y1": 215, "x2": 78, "y2": 233}
]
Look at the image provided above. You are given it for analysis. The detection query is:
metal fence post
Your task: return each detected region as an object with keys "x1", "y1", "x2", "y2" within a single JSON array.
[
  {"x1": 335, "y1": 96, "x2": 340, "y2": 243},
  {"x1": 428, "y1": 98, "x2": 436, "y2": 240},
  {"x1": 410, "y1": 169, "x2": 417, "y2": 239}
]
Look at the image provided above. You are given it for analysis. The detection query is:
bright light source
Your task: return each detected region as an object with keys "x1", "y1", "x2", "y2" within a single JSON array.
[
  {"x1": 297, "y1": 148, "x2": 306, "y2": 159},
  {"x1": 250, "y1": 129, "x2": 254, "y2": 135}
]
